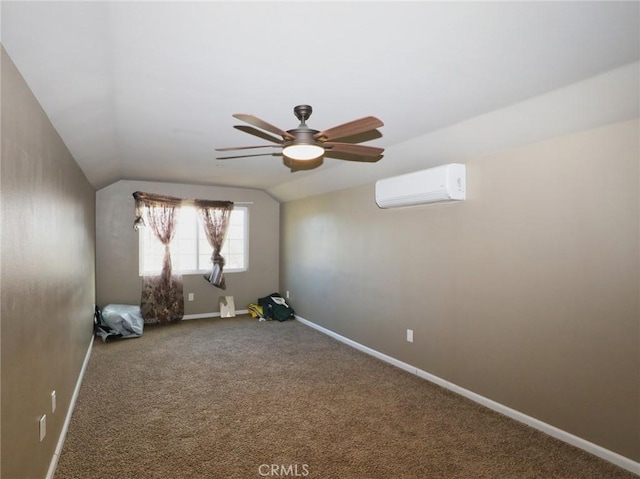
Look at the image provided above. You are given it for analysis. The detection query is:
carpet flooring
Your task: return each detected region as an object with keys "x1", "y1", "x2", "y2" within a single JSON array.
[{"x1": 53, "y1": 316, "x2": 636, "y2": 479}]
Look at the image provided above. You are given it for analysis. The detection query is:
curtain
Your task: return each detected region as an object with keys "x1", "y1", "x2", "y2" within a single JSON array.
[
  {"x1": 133, "y1": 192, "x2": 184, "y2": 324},
  {"x1": 195, "y1": 199, "x2": 235, "y2": 290}
]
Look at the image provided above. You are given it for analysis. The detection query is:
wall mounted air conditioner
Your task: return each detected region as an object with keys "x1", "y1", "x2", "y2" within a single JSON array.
[{"x1": 375, "y1": 163, "x2": 466, "y2": 208}]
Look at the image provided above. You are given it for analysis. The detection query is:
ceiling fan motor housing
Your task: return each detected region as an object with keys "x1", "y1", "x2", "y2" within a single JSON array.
[
  {"x1": 283, "y1": 127, "x2": 324, "y2": 160},
  {"x1": 285, "y1": 128, "x2": 319, "y2": 144}
]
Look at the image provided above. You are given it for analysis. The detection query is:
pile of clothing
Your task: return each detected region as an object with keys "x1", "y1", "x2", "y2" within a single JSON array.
[{"x1": 248, "y1": 292, "x2": 295, "y2": 322}]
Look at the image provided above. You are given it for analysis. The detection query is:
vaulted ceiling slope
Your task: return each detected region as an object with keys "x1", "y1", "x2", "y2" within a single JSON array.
[{"x1": 2, "y1": 2, "x2": 639, "y2": 202}]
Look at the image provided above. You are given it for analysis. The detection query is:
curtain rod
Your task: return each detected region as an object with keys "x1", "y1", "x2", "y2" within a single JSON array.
[{"x1": 133, "y1": 192, "x2": 254, "y2": 206}]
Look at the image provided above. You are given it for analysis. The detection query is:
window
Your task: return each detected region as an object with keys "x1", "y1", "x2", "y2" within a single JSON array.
[{"x1": 139, "y1": 206, "x2": 248, "y2": 275}]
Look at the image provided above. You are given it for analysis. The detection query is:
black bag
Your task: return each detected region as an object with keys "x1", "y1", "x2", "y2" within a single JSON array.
[{"x1": 258, "y1": 292, "x2": 295, "y2": 322}]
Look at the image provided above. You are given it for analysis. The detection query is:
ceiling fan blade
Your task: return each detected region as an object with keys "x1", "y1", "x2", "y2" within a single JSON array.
[
  {"x1": 215, "y1": 145, "x2": 281, "y2": 152},
  {"x1": 217, "y1": 152, "x2": 282, "y2": 160},
  {"x1": 314, "y1": 116, "x2": 384, "y2": 141},
  {"x1": 233, "y1": 113, "x2": 294, "y2": 140},
  {"x1": 324, "y1": 142, "x2": 384, "y2": 157},
  {"x1": 283, "y1": 156, "x2": 324, "y2": 172},
  {"x1": 330, "y1": 129, "x2": 382, "y2": 144},
  {"x1": 234, "y1": 125, "x2": 284, "y2": 144},
  {"x1": 324, "y1": 151, "x2": 383, "y2": 163}
]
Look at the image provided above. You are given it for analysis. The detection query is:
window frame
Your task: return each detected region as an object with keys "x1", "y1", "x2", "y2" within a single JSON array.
[{"x1": 138, "y1": 205, "x2": 249, "y2": 276}]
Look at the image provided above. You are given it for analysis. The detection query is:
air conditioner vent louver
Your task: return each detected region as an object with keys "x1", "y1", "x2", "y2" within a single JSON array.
[{"x1": 375, "y1": 163, "x2": 466, "y2": 208}]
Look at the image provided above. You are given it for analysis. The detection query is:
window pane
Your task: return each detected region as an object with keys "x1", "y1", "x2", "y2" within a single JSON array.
[
  {"x1": 140, "y1": 205, "x2": 247, "y2": 275},
  {"x1": 226, "y1": 254, "x2": 242, "y2": 269},
  {"x1": 227, "y1": 224, "x2": 242, "y2": 238},
  {"x1": 226, "y1": 239, "x2": 241, "y2": 255}
]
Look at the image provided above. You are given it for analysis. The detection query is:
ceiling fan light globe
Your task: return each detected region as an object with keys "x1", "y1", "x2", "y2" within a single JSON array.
[{"x1": 282, "y1": 144, "x2": 324, "y2": 161}]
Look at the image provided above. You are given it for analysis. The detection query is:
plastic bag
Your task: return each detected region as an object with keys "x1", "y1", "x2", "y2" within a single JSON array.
[{"x1": 97, "y1": 304, "x2": 144, "y2": 342}]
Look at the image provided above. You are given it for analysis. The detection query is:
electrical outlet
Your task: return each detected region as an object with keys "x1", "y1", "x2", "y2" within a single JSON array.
[
  {"x1": 286, "y1": 290, "x2": 290, "y2": 299},
  {"x1": 51, "y1": 391, "x2": 56, "y2": 413},
  {"x1": 406, "y1": 329, "x2": 414, "y2": 343},
  {"x1": 188, "y1": 293, "x2": 194, "y2": 301},
  {"x1": 39, "y1": 415, "x2": 46, "y2": 442}
]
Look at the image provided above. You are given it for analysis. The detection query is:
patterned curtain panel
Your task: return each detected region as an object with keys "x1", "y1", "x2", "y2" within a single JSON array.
[
  {"x1": 133, "y1": 191, "x2": 185, "y2": 324},
  {"x1": 140, "y1": 275, "x2": 184, "y2": 324},
  {"x1": 195, "y1": 199, "x2": 234, "y2": 290}
]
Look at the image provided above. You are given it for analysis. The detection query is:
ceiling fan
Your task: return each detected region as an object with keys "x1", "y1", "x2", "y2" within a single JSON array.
[{"x1": 216, "y1": 105, "x2": 384, "y2": 171}]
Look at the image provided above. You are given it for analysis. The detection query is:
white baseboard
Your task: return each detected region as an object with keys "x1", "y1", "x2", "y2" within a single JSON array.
[
  {"x1": 183, "y1": 309, "x2": 249, "y2": 320},
  {"x1": 295, "y1": 315, "x2": 640, "y2": 476},
  {"x1": 46, "y1": 334, "x2": 95, "y2": 479}
]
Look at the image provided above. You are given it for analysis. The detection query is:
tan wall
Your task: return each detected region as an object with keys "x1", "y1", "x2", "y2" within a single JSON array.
[
  {"x1": 1, "y1": 48, "x2": 96, "y2": 478},
  {"x1": 96, "y1": 180, "x2": 279, "y2": 314},
  {"x1": 280, "y1": 119, "x2": 639, "y2": 461}
]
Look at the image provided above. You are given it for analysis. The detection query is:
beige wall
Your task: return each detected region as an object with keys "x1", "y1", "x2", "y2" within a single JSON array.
[
  {"x1": 1, "y1": 48, "x2": 96, "y2": 478},
  {"x1": 280, "y1": 119, "x2": 639, "y2": 461},
  {"x1": 96, "y1": 180, "x2": 279, "y2": 314}
]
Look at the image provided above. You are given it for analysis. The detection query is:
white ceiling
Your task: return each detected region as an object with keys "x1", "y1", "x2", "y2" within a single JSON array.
[{"x1": 2, "y1": 1, "x2": 639, "y2": 201}]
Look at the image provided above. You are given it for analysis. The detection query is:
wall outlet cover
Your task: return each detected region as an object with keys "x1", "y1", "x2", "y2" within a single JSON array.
[
  {"x1": 39, "y1": 415, "x2": 46, "y2": 442},
  {"x1": 407, "y1": 329, "x2": 414, "y2": 343}
]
